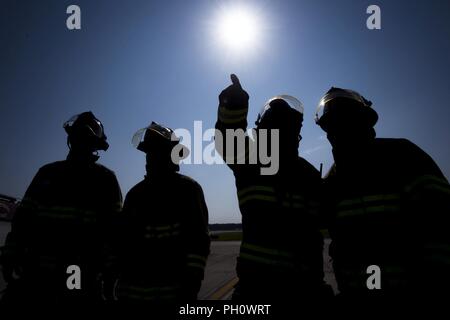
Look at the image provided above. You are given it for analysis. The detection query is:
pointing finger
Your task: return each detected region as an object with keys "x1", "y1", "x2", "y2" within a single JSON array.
[{"x1": 230, "y1": 74, "x2": 242, "y2": 88}]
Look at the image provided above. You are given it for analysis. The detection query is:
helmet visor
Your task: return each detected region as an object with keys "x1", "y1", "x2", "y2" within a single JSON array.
[
  {"x1": 260, "y1": 95, "x2": 304, "y2": 119},
  {"x1": 131, "y1": 127, "x2": 147, "y2": 149},
  {"x1": 131, "y1": 122, "x2": 180, "y2": 149},
  {"x1": 315, "y1": 89, "x2": 372, "y2": 123},
  {"x1": 64, "y1": 113, "x2": 105, "y2": 139}
]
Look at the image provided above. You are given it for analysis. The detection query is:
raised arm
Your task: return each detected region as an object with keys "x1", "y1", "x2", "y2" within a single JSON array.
[{"x1": 215, "y1": 74, "x2": 252, "y2": 171}]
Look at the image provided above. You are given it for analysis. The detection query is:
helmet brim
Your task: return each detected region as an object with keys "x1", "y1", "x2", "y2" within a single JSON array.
[{"x1": 317, "y1": 106, "x2": 378, "y2": 132}]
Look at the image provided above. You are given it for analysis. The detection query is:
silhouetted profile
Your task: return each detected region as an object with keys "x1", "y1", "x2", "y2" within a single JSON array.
[
  {"x1": 215, "y1": 75, "x2": 331, "y2": 301},
  {"x1": 115, "y1": 122, "x2": 210, "y2": 302},
  {"x1": 0, "y1": 111, "x2": 123, "y2": 304},
  {"x1": 316, "y1": 87, "x2": 450, "y2": 298}
]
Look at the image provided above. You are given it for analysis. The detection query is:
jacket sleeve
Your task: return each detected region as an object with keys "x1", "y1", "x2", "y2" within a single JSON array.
[
  {"x1": 400, "y1": 139, "x2": 450, "y2": 289},
  {"x1": 214, "y1": 84, "x2": 256, "y2": 175},
  {"x1": 182, "y1": 181, "x2": 211, "y2": 296},
  {"x1": 100, "y1": 170, "x2": 123, "y2": 294},
  {"x1": 1, "y1": 167, "x2": 47, "y2": 281}
]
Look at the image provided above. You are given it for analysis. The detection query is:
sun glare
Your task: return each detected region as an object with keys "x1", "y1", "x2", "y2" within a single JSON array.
[{"x1": 215, "y1": 6, "x2": 262, "y2": 53}]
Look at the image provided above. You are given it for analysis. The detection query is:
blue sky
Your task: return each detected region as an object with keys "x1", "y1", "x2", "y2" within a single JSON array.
[{"x1": 1, "y1": 0, "x2": 449, "y2": 223}]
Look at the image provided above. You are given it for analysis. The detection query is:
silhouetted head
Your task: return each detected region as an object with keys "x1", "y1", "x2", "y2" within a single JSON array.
[
  {"x1": 315, "y1": 87, "x2": 378, "y2": 151},
  {"x1": 132, "y1": 122, "x2": 189, "y2": 174},
  {"x1": 64, "y1": 111, "x2": 108, "y2": 157},
  {"x1": 256, "y1": 95, "x2": 304, "y2": 159}
]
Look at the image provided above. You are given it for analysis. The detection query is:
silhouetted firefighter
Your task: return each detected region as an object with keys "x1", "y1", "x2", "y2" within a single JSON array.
[
  {"x1": 0, "y1": 112, "x2": 123, "y2": 304},
  {"x1": 215, "y1": 74, "x2": 332, "y2": 301},
  {"x1": 316, "y1": 87, "x2": 450, "y2": 298},
  {"x1": 114, "y1": 122, "x2": 210, "y2": 302}
]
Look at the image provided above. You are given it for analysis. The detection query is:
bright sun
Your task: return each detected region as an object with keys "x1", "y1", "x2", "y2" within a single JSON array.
[{"x1": 215, "y1": 6, "x2": 262, "y2": 53}]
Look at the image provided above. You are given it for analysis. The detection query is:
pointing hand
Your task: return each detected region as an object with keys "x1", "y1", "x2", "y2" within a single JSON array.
[{"x1": 219, "y1": 74, "x2": 249, "y2": 109}]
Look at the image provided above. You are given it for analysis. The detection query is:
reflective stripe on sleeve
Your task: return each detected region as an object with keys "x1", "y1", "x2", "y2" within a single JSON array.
[
  {"x1": 337, "y1": 193, "x2": 401, "y2": 208},
  {"x1": 237, "y1": 185, "x2": 277, "y2": 207},
  {"x1": 218, "y1": 106, "x2": 248, "y2": 124},
  {"x1": 423, "y1": 242, "x2": 450, "y2": 265},
  {"x1": 404, "y1": 175, "x2": 450, "y2": 194},
  {"x1": 34, "y1": 206, "x2": 98, "y2": 223},
  {"x1": 336, "y1": 193, "x2": 401, "y2": 218},
  {"x1": 145, "y1": 223, "x2": 181, "y2": 239},
  {"x1": 337, "y1": 204, "x2": 401, "y2": 218},
  {"x1": 239, "y1": 242, "x2": 296, "y2": 269},
  {"x1": 117, "y1": 284, "x2": 179, "y2": 301},
  {"x1": 187, "y1": 254, "x2": 207, "y2": 270},
  {"x1": 237, "y1": 185, "x2": 307, "y2": 209}
]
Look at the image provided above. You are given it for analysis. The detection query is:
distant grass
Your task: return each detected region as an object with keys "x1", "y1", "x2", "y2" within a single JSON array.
[
  {"x1": 211, "y1": 231, "x2": 243, "y2": 241},
  {"x1": 211, "y1": 230, "x2": 329, "y2": 241}
]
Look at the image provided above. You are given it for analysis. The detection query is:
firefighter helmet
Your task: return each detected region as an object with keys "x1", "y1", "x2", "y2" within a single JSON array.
[
  {"x1": 315, "y1": 87, "x2": 378, "y2": 132},
  {"x1": 256, "y1": 95, "x2": 304, "y2": 128},
  {"x1": 132, "y1": 122, "x2": 188, "y2": 158},
  {"x1": 63, "y1": 111, "x2": 109, "y2": 151}
]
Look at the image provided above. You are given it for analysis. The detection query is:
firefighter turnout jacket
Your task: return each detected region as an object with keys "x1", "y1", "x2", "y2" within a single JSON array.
[
  {"x1": 325, "y1": 138, "x2": 450, "y2": 296},
  {"x1": 1, "y1": 153, "x2": 122, "y2": 303},
  {"x1": 215, "y1": 97, "x2": 327, "y2": 301},
  {"x1": 116, "y1": 172, "x2": 210, "y2": 302}
]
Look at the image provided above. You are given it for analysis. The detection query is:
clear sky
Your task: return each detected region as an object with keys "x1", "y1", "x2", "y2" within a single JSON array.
[{"x1": 1, "y1": 0, "x2": 449, "y2": 223}]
